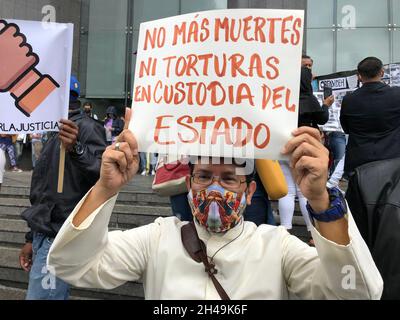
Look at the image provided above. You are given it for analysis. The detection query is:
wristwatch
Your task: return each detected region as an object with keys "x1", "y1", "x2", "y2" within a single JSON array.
[
  {"x1": 71, "y1": 141, "x2": 85, "y2": 156},
  {"x1": 306, "y1": 187, "x2": 347, "y2": 223}
]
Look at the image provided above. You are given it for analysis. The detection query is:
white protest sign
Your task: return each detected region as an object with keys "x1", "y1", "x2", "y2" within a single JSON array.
[
  {"x1": 0, "y1": 19, "x2": 73, "y2": 134},
  {"x1": 319, "y1": 89, "x2": 355, "y2": 132},
  {"x1": 130, "y1": 9, "x2": 304, "y2": 159}
]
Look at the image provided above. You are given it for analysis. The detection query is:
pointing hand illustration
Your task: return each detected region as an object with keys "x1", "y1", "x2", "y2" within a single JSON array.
[{"x1": 0, "y1": 19, "x2": 60, "y2": 117}]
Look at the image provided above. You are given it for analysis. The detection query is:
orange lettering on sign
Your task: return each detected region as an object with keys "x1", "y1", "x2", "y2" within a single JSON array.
[{"x1": 154, "y1": 115, "x2": 175, "y2": 145}]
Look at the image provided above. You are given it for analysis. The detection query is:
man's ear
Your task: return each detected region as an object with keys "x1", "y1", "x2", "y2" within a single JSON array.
[{"x1": 246, "y1": 181, "x2": 257, "y2": 205}]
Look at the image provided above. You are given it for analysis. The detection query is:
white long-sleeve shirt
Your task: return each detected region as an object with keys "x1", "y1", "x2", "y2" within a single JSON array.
[{"x1": 47, "y1": 191, "x2": 383, "y2": 300}]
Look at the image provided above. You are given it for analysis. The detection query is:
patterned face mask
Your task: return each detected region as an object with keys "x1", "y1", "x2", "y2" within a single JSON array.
[{"x1": 187, "y1": 184, "x2": 247, "y2": 233}]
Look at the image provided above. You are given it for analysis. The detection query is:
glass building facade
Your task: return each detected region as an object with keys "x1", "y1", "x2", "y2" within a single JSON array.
[
  {"x1": 307, "y1": 0, "x2": 400, "y2": 76},
  {"x1": 1, "y1": 0, "x2": 397, "y2": 114}
]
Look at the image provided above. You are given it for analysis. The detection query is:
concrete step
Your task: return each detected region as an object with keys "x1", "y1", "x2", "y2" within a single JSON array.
[
  {"x1": 0, "y1": 268, "x2": 144, "y2": 300},
  {"x1": 0, "y1": 245, "x2": 144, "y2": 300},
  {"x1": 1, "y1": 171, "x2": 155, "y2": 190},
  {"x1": 0, "y1": 209, "x2": 171, "y2": 234},
  {"x1": 0, "y1": 285, "x2": 99, "y2": 300},
  {"x1": 0, "y1": 218, "x2": 29, "y2": 234},
  {"x1": 0, "y1": 285, "x2": 26, "y2": 300},
  {"x1": 0, "y1": 245, "x2": 20, "y2": 269},
  {"x1": 0, "y1": 197, "x2": 172, "y2": 217},
  {"x1": 0, "y1": 231, "x2": 25, "y2": 245},
  {"x1": 0, "y1": 186, "x2": 172, "y2": 205}
]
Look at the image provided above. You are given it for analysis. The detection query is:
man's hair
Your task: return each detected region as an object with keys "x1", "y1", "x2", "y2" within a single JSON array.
[
  {"x1": 188, "y1": 157, "x2": 255, "y2": 183},
  {"x1": 302, "y1": 54, "x2": 313, "y2": 62},
  {"x1": 357, "y1": 57, "x2": 383, "y2": 79},
  {"x1": 83, "y1": 102, "x2": 93, "y2": 108}
]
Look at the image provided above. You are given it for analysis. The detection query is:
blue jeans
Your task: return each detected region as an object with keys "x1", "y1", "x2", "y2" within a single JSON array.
[
  {"x1": 248, "y1": 173, "x2": 275, "y2": 226},
  {"x1": 26, "y1": 233, "x2": 70, "y2": 300},
  {"x1": 139, "y1": 152, "x2": 157, "y2": 172},
  {"x1": 328, "y1": 132, "x2": 347, "y2": 174}
]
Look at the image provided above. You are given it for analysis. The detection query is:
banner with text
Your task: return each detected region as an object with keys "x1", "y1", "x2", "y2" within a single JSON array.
[
  {"x1": 0, "y1": 19, "x2": 73, "y2": 134},
  {"x1": 130, "y1": 9, "x2": 304, "y2": 159}
]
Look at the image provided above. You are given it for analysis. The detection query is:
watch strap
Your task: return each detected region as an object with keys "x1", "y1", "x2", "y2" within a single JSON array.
[{"x1": 306, "y1": 187, "x2": 347, "y2": 223}]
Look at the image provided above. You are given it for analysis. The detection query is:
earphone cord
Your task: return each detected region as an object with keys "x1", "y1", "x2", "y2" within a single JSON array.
[{"x1": 208, "y1": 222, "x2": 245, "y2": 264}]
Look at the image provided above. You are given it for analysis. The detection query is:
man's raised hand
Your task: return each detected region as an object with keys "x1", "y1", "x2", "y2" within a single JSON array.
[{"x1": 96, "y1": 108, "x2": 139, "y2": 196}]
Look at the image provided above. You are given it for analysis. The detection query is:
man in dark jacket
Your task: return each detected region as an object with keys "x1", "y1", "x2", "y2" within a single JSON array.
[
  {"x1": 341, "y1": 57, "x2": 400, "y2": 299},
  {"x1": 346, "y1": 157, "x2": 400, "y2": 299},
  {"x1": 340, "y1": 57, "x2": 400, "y2": 175},
  {"x1": 19, "y1": 76, "x2": 107, "y2": 300},
  {"x1": 298, "y1": 66, "x2": 333, "y2": 128}
]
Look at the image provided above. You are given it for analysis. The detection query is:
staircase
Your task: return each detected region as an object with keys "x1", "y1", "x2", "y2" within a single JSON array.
[{"x1": 0, "y1": 171, "x2": 308, "y2": 300}]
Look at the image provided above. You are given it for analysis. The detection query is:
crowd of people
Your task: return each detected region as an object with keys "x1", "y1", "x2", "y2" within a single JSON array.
[{"x1": 0, "y1": 54, "x2": 397, "y2": 300}]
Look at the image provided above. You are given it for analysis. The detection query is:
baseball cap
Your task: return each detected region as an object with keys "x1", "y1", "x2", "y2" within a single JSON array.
[{"x1": 70, "y1": 75, "x2": 81, "y2": 98}]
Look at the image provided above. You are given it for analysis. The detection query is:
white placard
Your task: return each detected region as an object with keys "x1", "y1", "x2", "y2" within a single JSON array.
[
  {"x1": 130, "y1": 9, "x2": 304, "y2": 159},
  {"x1": 319, "y1": 89, "x2": 355, "y2": 132},
  {"x1": 0, "y1": 19, "x2": 73, "y2": 134}
]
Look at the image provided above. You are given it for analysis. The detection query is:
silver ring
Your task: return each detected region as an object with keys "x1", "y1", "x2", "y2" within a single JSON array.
[{"x1": 115, "y1": 142, "x2": 120, "y2": 151}]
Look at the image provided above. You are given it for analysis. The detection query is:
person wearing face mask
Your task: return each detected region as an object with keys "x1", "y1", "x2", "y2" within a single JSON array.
[
  {"x1": 82, "y1": 102, "x2": 98, "y2": 120},
  {"x1": 47, "y1": 111, "x2": 383, "y2": 300}
]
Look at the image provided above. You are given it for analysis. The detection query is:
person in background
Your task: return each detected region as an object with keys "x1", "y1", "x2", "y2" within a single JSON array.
[
  {"x1": 30, "y1": 133, "x2": 43, "y2": 169},
  {"x1": 0, "y1": 148, "x2": 5, "y2": 191},
  {"x1": 104, "y1": 106, "x2": 124, "y2": 145},
  {"x1": 82, "y1": 102, "x2": 98, "y2": 120},
  {"x1": 326, "y1": 154, "x2": 345, "y2": 194},
  {"x1": 340, "y1": 58, "x2": 400, "y2": 299},
  {"x1": 19, "y1": 76, "x2": 107, "y2": 300},
  {"x1": 279, "y1": 66, "x2": 333, "y2": 246},
  {"x1": 340, "y1": 56, "x2": 400, "y2": 178},
  {"x1": 301, "y1": 54, "x2": 313, "y2": 70},
  {"x1": 15, "y1": 134, "x2": 27, "y2": 166},
  {"x1": 139, "y1": 152, "x2": 157, "y2": 176},
  {"x1": 301, "y1": 54, "x2": 319, "y2": 91},
  {"x1": 0, "y1": 134, "x2": 22, "y2": 172}
]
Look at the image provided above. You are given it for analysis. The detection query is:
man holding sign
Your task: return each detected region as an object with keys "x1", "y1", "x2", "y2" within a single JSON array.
[
  {"x1": 47, "y1": 119, "x2": 382, "y2": 299},
  {"x1": 19, "y1": 77, "x2": 107, "y2": 300},
  {"x1": 47, "y1": 10, "x2": 382, "y2": 299}
]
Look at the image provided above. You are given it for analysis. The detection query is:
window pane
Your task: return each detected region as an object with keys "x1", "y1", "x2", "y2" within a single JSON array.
[
  {"x1": 307, "y1": 0, "x2": 334, "y2": 28},
  {"x1": 337, "y1": 28, "x2": 390, "y2": 71},
  {"x1": 394, "y1": 30, "x2": 400, "y2": 63},
  {"x1": 306, "y1": 29, "x2": 334, "y2": 76},
  {"x1": 337, "y1": 0, "x2": 388, "y2": 28},
  {"x1": 394, "y1": 0, "x2": 400, "y2": 25},
  {"x1": 133, "y1": 0, "x2": 179, "y2": 29},
  {"x1": 181, "y1": 0, "x2": 227, "y2": 14},
  {"x1": 86, "y1": 0, "x2": 128, "y2": 98}
]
